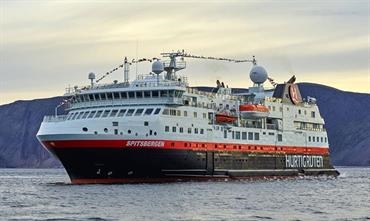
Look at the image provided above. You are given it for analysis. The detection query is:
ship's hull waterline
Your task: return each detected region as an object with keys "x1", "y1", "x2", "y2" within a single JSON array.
[{"x1": 41, "y1": 140, "x2": 339, "y2": 184}]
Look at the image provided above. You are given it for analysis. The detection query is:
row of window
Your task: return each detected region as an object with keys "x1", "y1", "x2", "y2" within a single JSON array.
[
  {"x1": 73, "y1": 90, "x2": 183, "y2": 103},
  {"x1": 162, "y1": 108, "x2": 208, "y2": 119},
  {"x1": 67, "y1": 108, "x2": 161, "y2": 120},
  {"x1": 164, "y1": 126, "x2": 205, "y2": 135},
  {"x1": 308, "y1": 136, "x2": 327, "y2": 143},
  {"x1": 268, "y1": 105, "x2": 316, "y2": 118}
]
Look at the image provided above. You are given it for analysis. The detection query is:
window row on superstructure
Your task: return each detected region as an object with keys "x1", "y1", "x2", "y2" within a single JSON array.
[
  {"x1": 162, "y1": 108, "x2": 208, "y2": 119},
  {"x1": 267, "y1": 105, "x2": 316, "y2": 118},
  {"x1": 308, "y1": 136, "x2": 327, "y2": 143},
  {"x1": 73, "y1": 89, "x2": 184, "y2": 103},
  {"x1": 164, "y1": 126, "x2": 205, "y2": 135},
  {"x1": 66, "y1": 107, "x2": 162, "y2": 120}
]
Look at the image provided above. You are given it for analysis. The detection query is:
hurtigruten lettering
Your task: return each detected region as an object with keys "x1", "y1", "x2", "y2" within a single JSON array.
[{"x1": 285, "y1": 155, "x2": 323, "y2": 168}]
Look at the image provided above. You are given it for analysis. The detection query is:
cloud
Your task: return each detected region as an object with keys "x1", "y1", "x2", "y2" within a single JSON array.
[{"x1": 0, "y1": 0, "x2": 369, "y2": 104}]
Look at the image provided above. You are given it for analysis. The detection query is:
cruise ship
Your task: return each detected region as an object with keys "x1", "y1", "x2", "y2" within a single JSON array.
[{"x1": 37, "y1": 51, "x2": 339, "y2": 184}]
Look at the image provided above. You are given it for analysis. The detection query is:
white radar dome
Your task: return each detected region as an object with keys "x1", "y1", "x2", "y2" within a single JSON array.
[
  {"x1": 152, "y1": 60, "x2": 164, "y2": 75},
  {"x1": 249, "y1": 65, "x2": 268, "y2": 84}
]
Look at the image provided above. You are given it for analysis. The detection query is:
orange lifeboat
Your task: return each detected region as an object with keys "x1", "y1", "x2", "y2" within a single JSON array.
[
  {"x1": 239, "y1": 104, "x2": 269, "y2": 118},
  {"x1": 215, "y1": 113, "x2": 237, "y2": 124}
]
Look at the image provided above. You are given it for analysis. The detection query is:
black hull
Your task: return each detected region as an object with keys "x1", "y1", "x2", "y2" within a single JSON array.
[{"x1": 49, "y1": 147, "x2": 339, "y2": 184}]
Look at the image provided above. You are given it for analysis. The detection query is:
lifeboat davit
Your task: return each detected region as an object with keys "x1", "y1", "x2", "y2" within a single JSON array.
[
  {"x1": 239, "y1": 104, "x2": 269, "y2": 118},
  {"x1": 215, "y1": 113, "x2": 237, "y2": 124}
]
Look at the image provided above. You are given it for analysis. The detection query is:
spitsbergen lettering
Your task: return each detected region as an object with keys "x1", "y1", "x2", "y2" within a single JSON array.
[
  {"x1": 285, "y1": 155, "x2": 323, "y2": 168},
  {"x1": 126, "y1": 141, "x2": 165, "y2": 147}
]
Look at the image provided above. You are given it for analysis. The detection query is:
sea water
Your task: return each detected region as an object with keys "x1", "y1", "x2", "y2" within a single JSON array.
[{"x1": 0, "y1": 167, "x2": 369, "y2": 221}]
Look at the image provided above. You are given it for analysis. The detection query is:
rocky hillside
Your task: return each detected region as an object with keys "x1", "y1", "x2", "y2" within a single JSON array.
[{"x1": 0, "y1": 83, "x2": 369, "y2": 167}]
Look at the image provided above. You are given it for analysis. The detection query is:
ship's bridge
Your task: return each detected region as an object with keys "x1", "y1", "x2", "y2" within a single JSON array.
[{"x1": 66, "y1": 75, "x2": 187, "y2": 111}]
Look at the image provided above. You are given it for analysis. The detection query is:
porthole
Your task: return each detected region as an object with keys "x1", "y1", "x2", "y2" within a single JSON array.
[
  {"x1": 128, "y1": 130, "x2": 131, "y2": 134},
  {"x1": 104, "y1": 128, "x2": 108, "y2": 133},
  {"x1": 82, "y1": 127, "x2": 88, "y2": 132},
  {"x1": 154, "y1": 132, "x2": 157, "y2": 136}
]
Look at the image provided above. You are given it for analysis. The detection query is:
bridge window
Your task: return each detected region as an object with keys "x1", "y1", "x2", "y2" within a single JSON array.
[
  {"x1": 313, "y1": 137, "x2": 315, "y2": 142},
  {"x1": 120, "y1": 92, "x2": 127, "y2": 99},
  {"x1": 188, "y1": 128, "x2": 192, "y2": 134},
  {"x1": 144, "y1": 91, "x2": 151, "y2": 98},
  {"x1": 165, "y1": 126, "x2": 169, "y2": 132},
  {"x1": 110, "y1": 109, "x2": 118, "y2": 117},
  {"x1": 200, "y1": 129, "x2": 204, "y2": 134},
  {"x1": 82, "y1": 112, "x2": 89, "y2": 119},
  {"x1": 89, "y1": 94, "x2": 94, "y2": 101},
  {"x1": 325, "y1": 137, "x2": 327, "y2": 143},
  {"x1": 321, "y1": 137, "x2": 323, "y2": 142},
  {"x1": 172, "y1": 127, "x2": 176, "y2": 132},
  {"x1": 145, "y1": 108, "x2": 154, "y2": 115},
  {"x1": 135, "y1": 109, "x2": 144, "y2": 116},
  {"x1": 154, "y1": 108, "x2": 161, "y2": 115},
  {"x1": 102, "y1": 110, "x2": 110, "y2": 118},
  {"x1": 179, "y1": 127, "x2": 184, "y2": 133},
  {"x1": 128, "y1": 91, "x2": 135, "y2": 98},
  {"x1": 136, "y1": 91, "x2": 143, "y2": 98},
  {"x1": 107, "y1": 93, "x2": 113, "y2": 100},
  {"x1": 126, "y1": 109, "x2": 135, "y2": 116},
  {"x1": 76, "y1": 112, "x2": 84, "y2": 119},
  {"x1": 160, "y1": 90, "x2": 168, "y2": 97},
  {"x1": 152, "y1": 90, "x2": 159, "y2": 97},
  {"x1": 169, "y1": 90, "x2": 175, "y2": 97},
  {"x1": 94, "y1": 94, "x2": 100, "y2": 101},
  {"x1": 100, "y1": 93, "x2": 107, "y2": 100},
  {"x1": 308, "y1": 136, "x2": 311, "y2": 142},
  {"x1": 95, "y1": 110, "x2": 103, "y2": 118},
  {"x1": 117, "y1": 109, "x2": 126, "y2": 117},
  {"x1": 113, "y1": 92, "x2": 120, "y2": 99},
  {"x1": 194, "y1": 128, "x2": 198, "y2": 134}
]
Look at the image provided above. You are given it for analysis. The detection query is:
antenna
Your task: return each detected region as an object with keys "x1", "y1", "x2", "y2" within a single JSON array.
[{"x1": 123, "y1": 57, "x2": 130, "y2": 84}]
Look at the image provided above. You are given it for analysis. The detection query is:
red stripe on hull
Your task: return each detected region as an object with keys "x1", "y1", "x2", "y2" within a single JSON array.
[{"x1": 41, "y1": 139, "x2": 329, "y2": 155}]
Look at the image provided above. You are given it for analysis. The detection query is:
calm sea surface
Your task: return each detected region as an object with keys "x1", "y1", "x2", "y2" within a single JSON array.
[{"x1": 0, "y1": 167, "x2": 369, "y2": 221}]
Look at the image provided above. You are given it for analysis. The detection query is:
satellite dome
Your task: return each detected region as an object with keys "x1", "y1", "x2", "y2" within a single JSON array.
[
  {"x1": 249, "y1": 65, "x2": 268, "y2": 84},
  {"x1": 88, "y1": 72, "x2": 96, "y2": 80},
  {"x1": 152, "y1": 60, "x2": 164, "y2": 75}
]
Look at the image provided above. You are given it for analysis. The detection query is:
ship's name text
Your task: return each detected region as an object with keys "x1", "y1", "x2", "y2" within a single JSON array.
[
  {"x1": 126, "y1": 140, "x2": 165, "y2": 147},
  {"x1": 285, "y1": 155, "x2": 323, "y2": 168}
]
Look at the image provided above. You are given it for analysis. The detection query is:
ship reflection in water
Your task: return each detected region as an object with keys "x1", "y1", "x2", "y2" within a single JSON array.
[{"x1": 0, "y1": 168, "x2": 368, "y2": 220}]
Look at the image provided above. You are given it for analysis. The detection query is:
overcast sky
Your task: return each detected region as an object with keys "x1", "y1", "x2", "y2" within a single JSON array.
[{"x1": 0, "y1": 0, "x2": 369, "y2": 105}]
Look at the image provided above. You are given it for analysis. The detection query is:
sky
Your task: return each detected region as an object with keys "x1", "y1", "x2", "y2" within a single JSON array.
[{"x1": 0, "y1": 0, "x2": 369, "y2": 105}]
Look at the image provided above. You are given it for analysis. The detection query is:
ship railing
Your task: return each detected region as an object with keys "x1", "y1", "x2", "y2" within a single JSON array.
[
  {"x1": 43, "y1": 115, "x2": 68, "y2": 122},
  {"x1": 65, "y1": 80, "x2": 188, "y2": 95}
]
